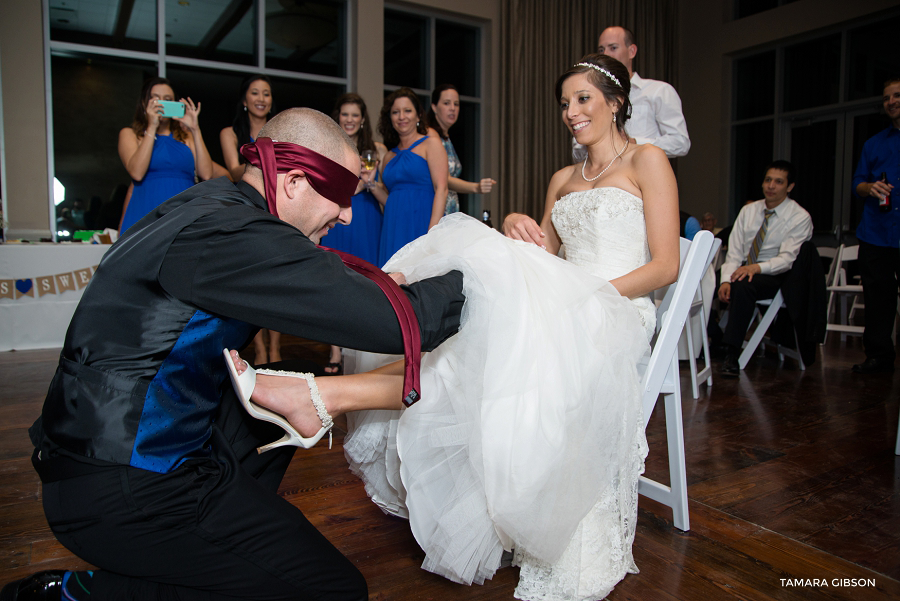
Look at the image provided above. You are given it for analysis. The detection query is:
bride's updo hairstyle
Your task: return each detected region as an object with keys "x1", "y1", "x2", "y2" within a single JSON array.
[{"x1": 555, "y1": 53, "x2": 631, "y2": 137}]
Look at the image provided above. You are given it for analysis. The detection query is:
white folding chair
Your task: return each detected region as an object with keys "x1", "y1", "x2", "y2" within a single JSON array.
[
  {"x1": 737, "y1": 289, "x2": 806, "y2": 370},
  {"x1": 896, "y1": 412, "x2": 900, "y2": 456},
  {"x1": 638, "y1": 230, "x2": 714, "y2": 532},
  {"x1": 683, "y1": 238, "x2": 722, "y2": 399},
  {"x1": 825, "y1": 245, "x2": 865, "y2": 341}
]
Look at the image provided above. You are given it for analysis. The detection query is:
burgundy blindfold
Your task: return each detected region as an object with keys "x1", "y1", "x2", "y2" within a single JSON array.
[{"x1": 240, "y1": 137, "x2": 358, "y2": 217}]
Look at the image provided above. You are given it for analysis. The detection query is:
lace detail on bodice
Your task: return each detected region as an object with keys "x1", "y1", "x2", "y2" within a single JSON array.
[{"x1": 552, "y1": 188, "x2": 655, "y2": 338}]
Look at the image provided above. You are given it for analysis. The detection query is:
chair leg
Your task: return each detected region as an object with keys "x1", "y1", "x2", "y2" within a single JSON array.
[
  {"x1": 738, "y1": 294, "x2": 783, "y2": 369},
  {"x1": 895, "y1": 410, "x2": 900, "y2": 456},
  {"x1": 637, "y1": 356, "x2": 691, "y2": 531},
  {"x1": 700, "y1": 304, "x2": 713, "y2": 387},
  {"x1": 663, "y1": 383, "x2": 690, "y2": 531},
  {"x1": 685, "y1": 319, "x2": 700, "y2": 399}
]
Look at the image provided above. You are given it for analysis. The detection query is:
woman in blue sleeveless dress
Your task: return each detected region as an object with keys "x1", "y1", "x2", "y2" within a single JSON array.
[
  {"x1": 118, "y1": 77, "x2": 212, "y2": 233},
  {"x1": 219, "y1": 75, "x2": 283, "y2": 364},
  {"x1": 323, "y1": 93, "x2": 386, "y2": 265},
  {"x1": 426, "y1": 84, "x2": 496, "y2": 215},
  {"x1": 372, "y1": 88, "x2": 448, "y2": 266}
]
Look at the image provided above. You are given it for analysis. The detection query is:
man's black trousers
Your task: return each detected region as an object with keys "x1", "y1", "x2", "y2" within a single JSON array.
[
  {"x1": 36, "y1": 367, "x2": 367, "y2": 601},
  {"x1": 859, "y1": 240, "x2": 900, "y2": 363}
]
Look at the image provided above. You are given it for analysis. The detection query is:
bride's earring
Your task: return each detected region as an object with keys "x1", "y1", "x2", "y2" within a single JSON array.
[{"x1": 613, "y1": 114, "x2": 617, "y2": 124}]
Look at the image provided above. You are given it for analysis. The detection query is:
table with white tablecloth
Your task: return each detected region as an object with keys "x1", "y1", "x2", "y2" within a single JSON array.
[{"x1": 0, "y1": 243, "x2": 111, "y2": 351}]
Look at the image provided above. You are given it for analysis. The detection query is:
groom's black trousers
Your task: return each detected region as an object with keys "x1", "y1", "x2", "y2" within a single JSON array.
[{"x1": 35, "y1": 365, "x2": 366, "y2": 601}]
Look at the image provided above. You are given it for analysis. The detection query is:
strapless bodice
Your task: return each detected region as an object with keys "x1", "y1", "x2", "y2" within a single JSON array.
[
  {"x1": 552, "y1": 187, "x2": 651, "y2": 282},
  {"x1": 552, "y1": 187, "x2": 655, "y2": 337}
]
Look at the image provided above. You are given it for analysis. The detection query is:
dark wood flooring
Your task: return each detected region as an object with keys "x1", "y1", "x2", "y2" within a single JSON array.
[{"x1": 1, "y1": 335, "x2": 898, "y2": 600}]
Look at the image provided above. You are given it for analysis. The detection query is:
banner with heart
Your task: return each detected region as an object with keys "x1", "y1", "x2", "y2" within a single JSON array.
[
  {"x1": 0, "y1": 267, "x2": 96, "y2": 301},
  {"x1": 15, "y1": 279, "x2": 34, "y2": 299}
]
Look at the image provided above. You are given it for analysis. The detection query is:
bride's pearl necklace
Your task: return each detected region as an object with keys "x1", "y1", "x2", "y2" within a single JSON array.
[{"x1": 581, "y1": 138, "x2": 629, "y2": 182}]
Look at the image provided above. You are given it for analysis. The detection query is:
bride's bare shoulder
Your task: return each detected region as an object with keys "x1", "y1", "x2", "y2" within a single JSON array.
[
  {"x1": 548, "y1": 164, "x2": 579, "y2": 198},
  {"x1": 629, "y1": 143, "x2": 668, "y2": 167}
]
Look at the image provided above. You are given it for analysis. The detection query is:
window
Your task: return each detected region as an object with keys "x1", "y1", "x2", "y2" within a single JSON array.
[
  {"x1": 383, "y1": 6, "x2": 486, "y2": 216},
  {"x1": 45, "y1": 0, "x2": 349, "y2": 238},
  {"x1": 384, "y1": 10, "x2": 428, "y2": 90},
  {"x1": 783, "y1": 34, "x2": 840, "y2": 113},
  {"x1": 728, "y1": 9, "x2": 900, "y2": 235},
  {"x1": 733, "y1": 51, "x2": 774, "y2": 120},
  {"x1": 50, "y1": 0, "x2": 157, "y2": 53},
  {"x1": 166, "y1": 0, "x2": 257, "y2": 66},
  {"x1": 265, "y1": 0, "x2": 345, "y2": 77},
  {"x1": 733, "y1": 0, "x2": 799, "y2": 20},
  {"x1": 846, "y1": 15, "x2": 900, "y2": 101}
]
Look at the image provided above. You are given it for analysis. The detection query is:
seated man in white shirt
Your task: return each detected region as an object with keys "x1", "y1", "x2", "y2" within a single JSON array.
[
  {"x1": 574, "y1": 26, "x2": 690, "y2": 161},
  {"x1": 718, "y1": 160, "x2": 813, "y2": 375}
]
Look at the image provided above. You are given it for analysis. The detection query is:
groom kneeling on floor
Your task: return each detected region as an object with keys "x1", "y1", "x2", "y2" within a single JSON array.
[{"x1": 2, "y1": 107, "x2": 465, "y2": 601}]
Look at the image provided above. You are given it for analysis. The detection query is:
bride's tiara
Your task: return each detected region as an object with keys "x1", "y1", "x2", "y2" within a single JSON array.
[{"x1": 574, "y1": 62, "x2": 621, "y2": 88}]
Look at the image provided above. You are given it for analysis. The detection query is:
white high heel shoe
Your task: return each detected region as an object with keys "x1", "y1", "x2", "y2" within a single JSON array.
[{"x1": 223, "y1": 349, "x2": 334, "y2": 453}]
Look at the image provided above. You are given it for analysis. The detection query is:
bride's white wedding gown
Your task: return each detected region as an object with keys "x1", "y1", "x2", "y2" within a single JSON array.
[{"x1": 344, "y1": 187, "x2": 654, "y2": 600}]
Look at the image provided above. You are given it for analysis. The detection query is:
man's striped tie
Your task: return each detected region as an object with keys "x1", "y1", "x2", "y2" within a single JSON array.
[{"x1": 746, "y1": 209, "x2": 775, "y2": 265}]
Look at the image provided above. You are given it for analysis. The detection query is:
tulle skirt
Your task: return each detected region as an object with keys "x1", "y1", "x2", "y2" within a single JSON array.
[{"x1": 344, "y1": 213, "x2": 650, "y2": 599}]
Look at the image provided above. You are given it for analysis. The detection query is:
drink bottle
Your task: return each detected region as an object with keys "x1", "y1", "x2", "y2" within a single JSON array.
[{"x1": 879, "y1": 172, "x2": 891, "y2": 213}]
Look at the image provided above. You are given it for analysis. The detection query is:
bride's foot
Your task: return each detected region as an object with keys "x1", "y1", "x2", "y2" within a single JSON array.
[{"x1": 225, "y1": 349, "x2": 334, "y2": 452}]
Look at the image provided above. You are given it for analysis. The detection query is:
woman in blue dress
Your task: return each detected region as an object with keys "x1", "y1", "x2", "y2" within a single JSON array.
[
  {"x1": 321, "y1": 93, "x2": 388, "y2": 373},
  {"x1": 373, "y1": 88, "x2": 448, "y2": 266},
  {"x1": 426, "y1": 84, "x2": 496, "y2": 215},
  {"x1": 220, "y1": 75, "x2": 282, "y2": 364},
  {"x1": 324, "y1": 93, "x2": 386, "y2": 265},
  {"x1": 220, "y1": 75, "x2": 274, "y2": 182},
  {"x1": 117, "y1": 77, "x2": 212, "y2": 232}
]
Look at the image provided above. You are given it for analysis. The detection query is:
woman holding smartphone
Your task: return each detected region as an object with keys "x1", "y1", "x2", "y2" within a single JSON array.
[{"x1": 118, "y1": 77, "x2": 212, "y2": 232}]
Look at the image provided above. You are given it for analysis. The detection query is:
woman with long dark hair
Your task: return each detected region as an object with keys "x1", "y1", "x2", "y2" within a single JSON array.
[
  {"x1": 320, "y1": 93, "x2": 388, "y2": 373},
  {"x1": 323, "y1": 93, "x2": 386, "y2": 264},
  {"x1": 426, "y1": 84, "x2": 496, "y2": 214},
  {"x1": 220, "y1": 75, "x2": 274, "y2": 182},
  {"x1": 375, "y1": 87, "x2": 448, "y2": 265},
  {"x1": 220, "y1": 75, "x2": 281, "y2": 363},
  {"x1": 118, "y1": 77, "x2": 212, "y2": 232}
]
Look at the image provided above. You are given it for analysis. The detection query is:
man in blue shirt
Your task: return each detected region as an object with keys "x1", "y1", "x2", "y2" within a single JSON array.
[{"x1": 850, "y1": 77, "x2": 900, "y2": 374}]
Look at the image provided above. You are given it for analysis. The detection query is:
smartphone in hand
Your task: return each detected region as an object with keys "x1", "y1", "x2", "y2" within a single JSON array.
[{"x1": 158, "y1": 100, "x2": 185, "y2": 118}]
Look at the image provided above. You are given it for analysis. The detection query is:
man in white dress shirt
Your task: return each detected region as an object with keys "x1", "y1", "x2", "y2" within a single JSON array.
[
  {"x1": 573, "y1": 26, "x2": 690, "y2": 161},
  {"x1": 717, "y1": 160, "x2": 813, "y2": 375}
]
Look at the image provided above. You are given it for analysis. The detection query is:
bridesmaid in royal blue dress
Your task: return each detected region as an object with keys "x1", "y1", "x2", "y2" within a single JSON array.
[
  {"x1": 373, "y1": 88, "x2": 448, "y2": 266},
  {"x1": 323, "y1": 93, "x2": 386, "y2": 265},
  {"x1": 118, "y1": 77, "x2": 212, "y2": 232},
  {"x1": 219, "y1": 75, "x2": 283, "y2": 364}
]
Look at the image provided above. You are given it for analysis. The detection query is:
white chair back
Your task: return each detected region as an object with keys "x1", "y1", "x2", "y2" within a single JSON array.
[
  {"x1": 637, "y1": 230, "x2": 714, "y2": 532},
  {"x1": 642, "y1": 231, "x2": 714, "y2": 415}
]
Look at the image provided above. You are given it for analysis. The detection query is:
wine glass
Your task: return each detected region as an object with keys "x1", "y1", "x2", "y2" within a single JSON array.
[{"x1": 362, "y1": 149, "x2": 376, "y2": 172}]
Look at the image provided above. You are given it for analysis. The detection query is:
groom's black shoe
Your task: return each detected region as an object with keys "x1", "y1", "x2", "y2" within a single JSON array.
[
  {"x1": 0, "y1": 571, "x2": 65, "y2": 601},
  {"x1": 851, "y1": 357, "x2": 895, "y2": 374},
  {"x1": 721, "y1": 351, "x2": 740, "y2": 377}
]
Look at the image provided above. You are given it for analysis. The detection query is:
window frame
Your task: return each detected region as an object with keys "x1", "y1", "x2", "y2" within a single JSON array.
[
  {"x1": 727, "y1": 10, "x2": 899, "y2": 235},
  {"x1": 41, "y1": 0, "x2": 351, "y2": 240},
  {"x1": 383, "y1": 2, "x2": 488, "y2": 217}
]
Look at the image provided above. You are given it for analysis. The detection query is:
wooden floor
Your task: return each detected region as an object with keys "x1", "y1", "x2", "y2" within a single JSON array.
[{"x1": 1, "y1": 336, "x2": 898, "y2": 600}]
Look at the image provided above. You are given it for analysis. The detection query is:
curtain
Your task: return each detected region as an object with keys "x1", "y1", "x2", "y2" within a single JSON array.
[{"x1": 497, "y1": 0, "x2": 679, "y2": 221}]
